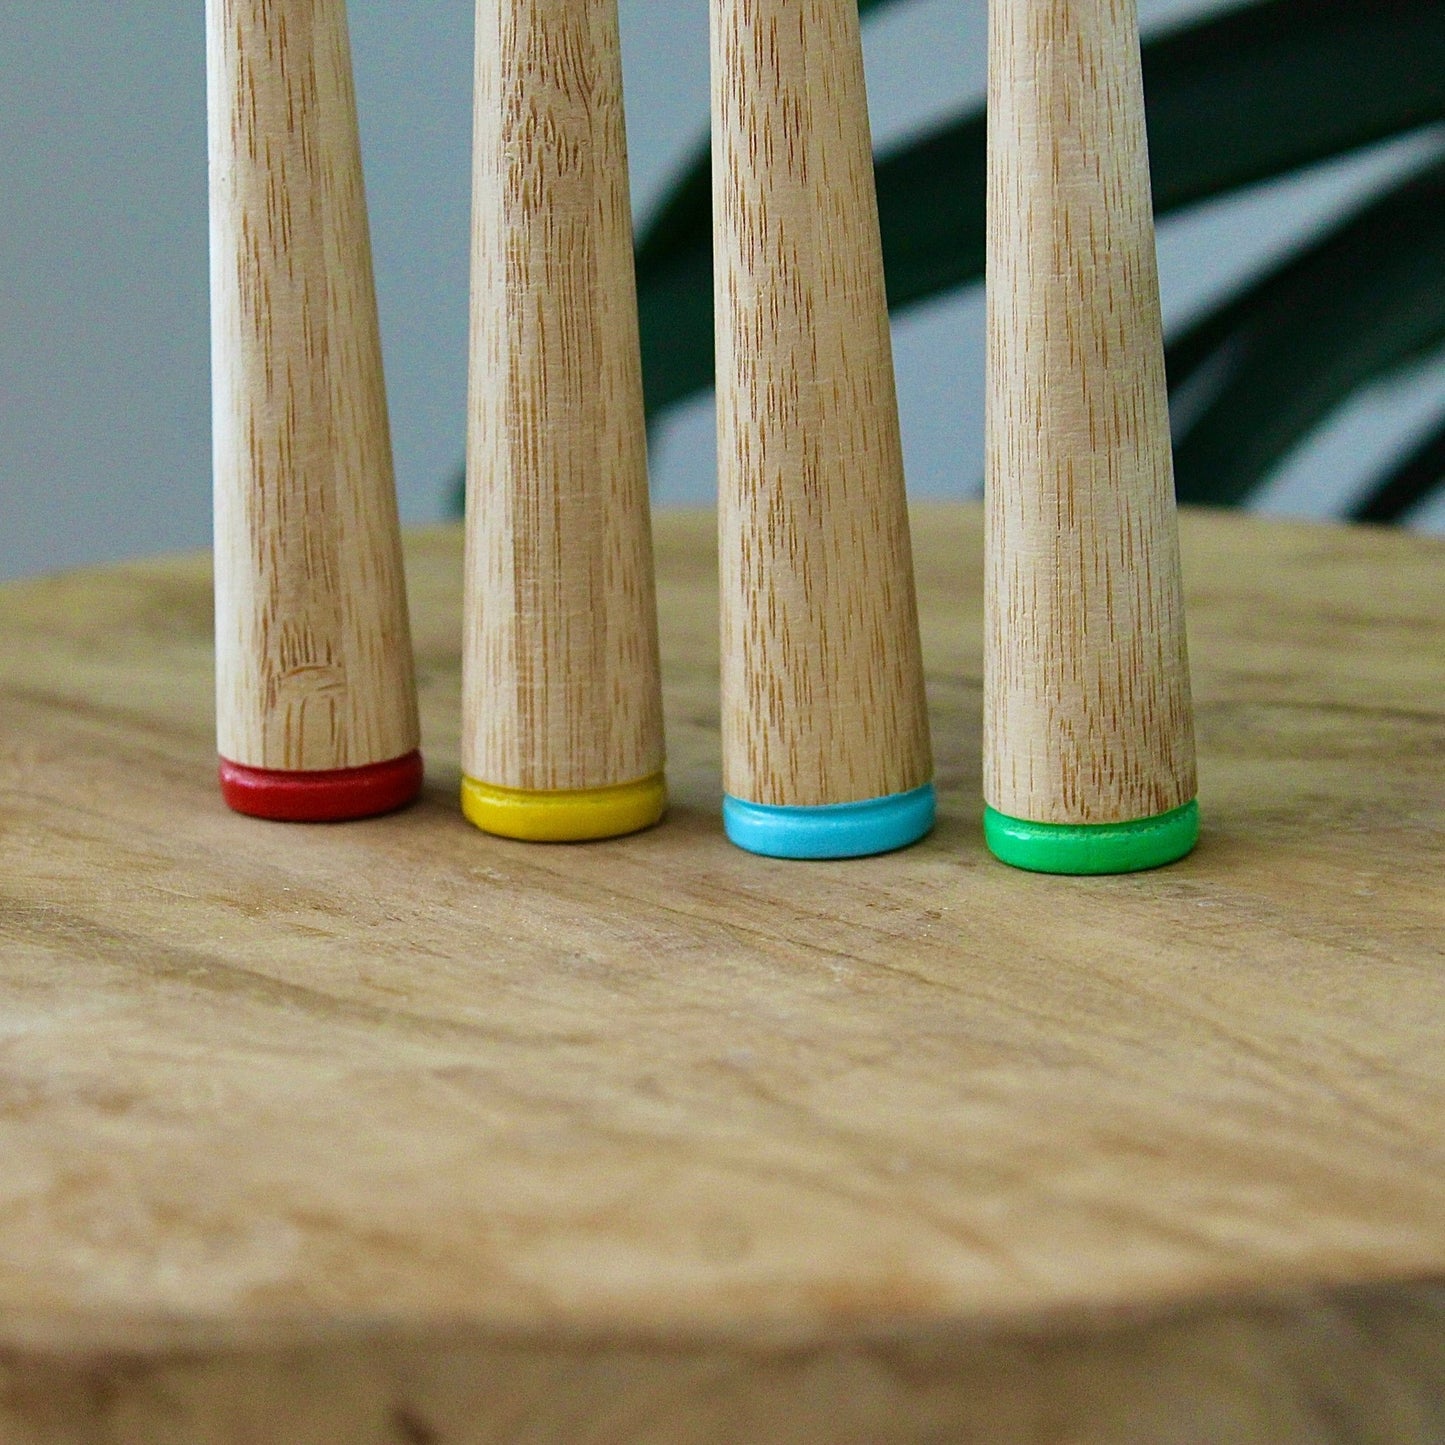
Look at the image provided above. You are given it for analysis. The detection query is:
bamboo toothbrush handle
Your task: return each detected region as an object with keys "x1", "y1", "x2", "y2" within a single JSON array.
[
  {"x1": 984, "y1": 0, "x2": 1196, "y2": 830},
  {"x1": 209, "y1": 0, "x2": 420, "y2": 786},
  {"x1": 460, "y1": 0, "x2": 665, "y2": 838},
  {"x1": 713, "y1": 0, "x2": 932, "y2": 813}
]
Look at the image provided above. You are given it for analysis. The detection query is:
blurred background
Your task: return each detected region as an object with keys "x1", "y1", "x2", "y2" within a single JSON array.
[{"x1": 2, "y1": 0, "x2": 1443, "y2": 581}]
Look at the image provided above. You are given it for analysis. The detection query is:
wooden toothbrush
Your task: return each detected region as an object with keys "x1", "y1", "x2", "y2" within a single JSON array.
[
  {"x1": 711, "y1": 0, "x2": 935, "y2": 859},
  {"x1": 209, "y1": 0, "x2": 422, "y2": 821},
  {"x1": 983, "y1": 0, "x2": 1198, "y2": 872},
  {"x1": 460, "y1": 0, "x2": 666, "y2": 842}
]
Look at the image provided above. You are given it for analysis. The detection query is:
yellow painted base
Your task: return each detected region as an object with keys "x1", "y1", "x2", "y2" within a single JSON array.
[{"x1": 461, "y1": 773, "x2": 667, "y2": 843}]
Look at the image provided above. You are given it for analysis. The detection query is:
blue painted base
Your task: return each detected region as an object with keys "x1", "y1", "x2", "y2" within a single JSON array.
[{"x1": 723, "y1": 783, "x2": 936, "y2": 860}]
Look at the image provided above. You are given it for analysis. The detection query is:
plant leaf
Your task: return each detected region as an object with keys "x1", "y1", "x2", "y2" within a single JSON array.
[
  {"x1": 1144, "y1": 0, "x2": 1445, "y2": 212},
  {"x1": 1168, "y1": 154, "x2": 1445, "y2": 507},
  {"x1": 1348, "y1": 402, "x2": 1445, "y2": 523},
  {"x1": 635, "y1": 0, "x2": 1445, "y2": 421}
]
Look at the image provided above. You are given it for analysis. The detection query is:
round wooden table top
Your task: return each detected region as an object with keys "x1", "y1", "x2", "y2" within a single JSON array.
[{"x1": 1, "y1": 505, "x2": 1442, "y2": 1443}]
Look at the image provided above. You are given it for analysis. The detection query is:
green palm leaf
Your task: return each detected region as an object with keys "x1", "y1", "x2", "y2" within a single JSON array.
[
  {"x1": 1350, "y1": 408, "x2": 1445, "y2": 523},
  {"x1": 1168, "y1": 154, "x2": 1445, "y2": 507}
]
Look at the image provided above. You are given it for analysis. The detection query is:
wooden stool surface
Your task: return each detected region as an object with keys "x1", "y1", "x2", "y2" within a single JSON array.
[{"x1": 1, "y1": 505, "x2": 1442, "y2": 1442}]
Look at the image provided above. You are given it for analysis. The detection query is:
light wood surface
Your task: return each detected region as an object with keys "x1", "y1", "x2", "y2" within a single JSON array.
[
  {"x1": 1, "y1": 506, "x2": 1444, "y2": 1440},
  {"x1": 207, "y1": 0, "x2": 419, "y2": 773},
  {"x1": 463, "y1": 0, "x2": 663, "y2": 794},
  {"x1": 984, "y1": 0, "x2": 1195, "y2": 823},
  {"x1": 711, "y1": 0, "x2": 931, "y2": 807}
]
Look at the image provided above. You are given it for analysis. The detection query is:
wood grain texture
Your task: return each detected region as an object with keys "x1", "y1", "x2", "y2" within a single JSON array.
[
  {"x1": 462, "y1": 0, "x2": 663, "y2": 793},
  {"x1": 711, "y1": 0, "x2": 931, "y2": 807},
  {"x1": 208, "y1": 0, "x2": 419, "y2": 772},
  {"x1": 2, "y1": 506, "x2": 1444, "y2": 1438},
  {"x1": 984, "y1": 0, "x2": 1196, "y2": 823}
]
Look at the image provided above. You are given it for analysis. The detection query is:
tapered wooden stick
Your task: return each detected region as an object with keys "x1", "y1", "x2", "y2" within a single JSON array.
[
  {"x1": 711, "y1": 0, "x2": 934, "y2": 860},
  {"x1": 208, "y1": 0, "x2": 421, "y2": 821},
  {"x1": 983, "y1": 0, "x2": 1198, "y2": 873},
  {"x1": 461, "y1": 0, "x2": 665, "y2": 843}
]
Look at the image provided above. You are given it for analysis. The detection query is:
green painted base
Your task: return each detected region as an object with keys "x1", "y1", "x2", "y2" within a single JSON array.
[{"x1": 984, "y1": 800, "x2": 1200, "y2": 876}]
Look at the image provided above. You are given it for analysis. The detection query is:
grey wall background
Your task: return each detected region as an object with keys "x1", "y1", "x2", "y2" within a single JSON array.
[{"x1": 2, "y1": 0, "x2": 1443, "y2": 581}]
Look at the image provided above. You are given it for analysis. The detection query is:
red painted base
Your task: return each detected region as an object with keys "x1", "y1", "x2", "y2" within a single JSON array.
[{"x1": 218, "y1": 752, "x2": 424, "y2": 822}]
